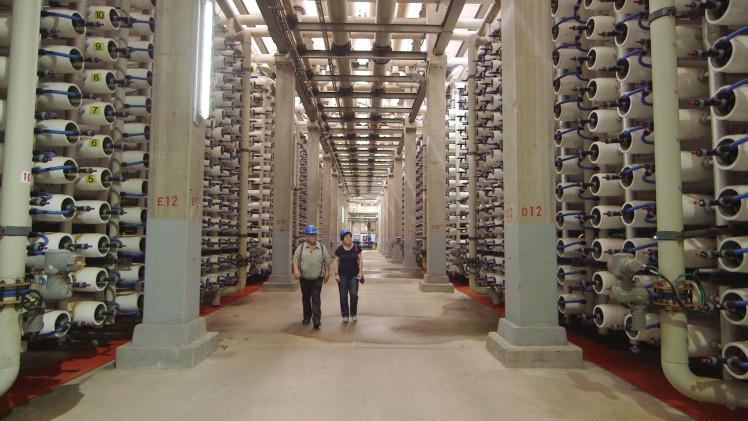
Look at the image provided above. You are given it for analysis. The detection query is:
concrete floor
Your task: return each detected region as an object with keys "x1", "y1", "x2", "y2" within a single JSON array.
[{"x1": 4, "y1": 251, "x2": 690, "y2": 421}]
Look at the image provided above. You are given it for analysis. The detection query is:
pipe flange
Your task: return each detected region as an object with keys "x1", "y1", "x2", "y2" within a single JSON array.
[
  {"x1": 372, "y1": 44, "x2": 392, "y2": 65},
  {"x1": 339, "y1": 87, "x2": 354, "y2": 97},
  {"x1": 655, "y1": 231, "x2": 682, "y2": 241},
  {"x1": 648, "y1": 6, "x2": 676, "y2": 22},
  {"x1": 331, "y1": 42, "x2": 352, "y2": 56},
  {"x1": 0, "y1": 225, "x2": 31, "y2": 237}
]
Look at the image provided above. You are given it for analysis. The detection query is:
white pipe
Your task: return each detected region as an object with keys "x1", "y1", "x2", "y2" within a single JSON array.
[
  {"x1": 236, "y1": 14, "x2": 484, "y2": 30},
  {"x1": 651, "y1": 0, "x2": 748, "y2": 408},
  {"x1": 0, "y1": 0, "x2": 42, "y2": 397},
  {"x1": 236, "y1": 27, "x2": 477, "y2": 41},
  {"x1": 236, "y1": 32, "x2": 252, "y2": 291}
]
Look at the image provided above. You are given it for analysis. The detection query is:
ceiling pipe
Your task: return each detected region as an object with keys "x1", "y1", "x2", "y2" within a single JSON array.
[
  {"x1": 236, "y1": 14, "x2": 485, "y2": 30},
  {"x1": 234, "y1": 27, "x2": 476, "y2": 41},
  {"x1": 326, "y1": 0, "x2": 356, "y2": 131}
]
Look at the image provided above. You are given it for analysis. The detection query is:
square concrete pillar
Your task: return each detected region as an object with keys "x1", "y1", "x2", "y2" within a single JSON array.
[
  {"x1": 386, "y1": 173, "x2": 395, "y2": 258},
  {"x1": 390, "y1": 156, "x2": 404, "y2": 263},
  {"x1": 381, "y1": 181, "x2": 390, "y2": 256},
  {"x1": 307, "y1": 127, "x2": 321, "y2": 227},
  {"x1": 485, "y1": 0, "x2": 582, "y2": 368},
  {"x1": 116, "y1": 0, "x2": 217, "y2": 369},
  {"x1": 319, "y1": 155, "x2": 332, "y2": 250},
  {"x1": 329, "y1": 173, "x2": 339, "y2": 252},
  {"x1": 402, "y1": 124, "x2": 420, "y2": 271},
  {"x1": 265, "y1": 54, "x2": 298, "y2": 292},
  {"x1": 420, "y1": 55, "x2": 453, "y2": 293}
]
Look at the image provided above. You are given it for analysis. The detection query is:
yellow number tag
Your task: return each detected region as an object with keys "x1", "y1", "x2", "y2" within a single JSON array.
[
  {"x1": 89, "y1": 106, "x2": 100, "y2": 115},
  {"x1": 89, "y1": 138, "x2": 99, "y2": 148},
  {"x1": 86, "y1": 175, "x2": 97, "y2": 184},
  {"x1": 94, "y1": 42, "x2": 103, "y2": 51}
]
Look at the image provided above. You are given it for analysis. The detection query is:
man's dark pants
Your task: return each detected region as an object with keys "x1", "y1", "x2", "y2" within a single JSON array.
[{"x1": 300, "y1": 278, "x2": 323, "y2": 323}]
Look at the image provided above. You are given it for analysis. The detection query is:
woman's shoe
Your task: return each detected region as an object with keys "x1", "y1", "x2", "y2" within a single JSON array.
[
  {"x1": 343, "y1": 316, "x2": 350, "y2": 323},
  {"x1": 352, "y1": 316, "x2": 357, "y2": 322}
]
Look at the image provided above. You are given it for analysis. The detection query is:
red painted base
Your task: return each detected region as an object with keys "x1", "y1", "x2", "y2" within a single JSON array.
[
  {"x1": 451, "y1": 281, "x2": 748, "y2": 421},
  {"x1": 0, "y1": 282, "x2": 265, "y2": 414}
]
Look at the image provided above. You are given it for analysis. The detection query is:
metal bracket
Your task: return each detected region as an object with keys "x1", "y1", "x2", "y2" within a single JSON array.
[
  {"x1": 648, "y1": 6, "x2": 676, "y2": 22},
  {"x1": 0, "y1": 225, "x2": 31, "y2": 237},
  {"x1": 655, "y1": 231, "x2": 682, "y2": 241}
]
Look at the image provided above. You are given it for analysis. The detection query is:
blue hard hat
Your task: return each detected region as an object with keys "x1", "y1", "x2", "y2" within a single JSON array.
[
  {"x1": 304, "y1": 224, "x2": 318, "y2": 235},
  {"x1": 339, "y1": 229, "x2": 352, "y2": 240}
]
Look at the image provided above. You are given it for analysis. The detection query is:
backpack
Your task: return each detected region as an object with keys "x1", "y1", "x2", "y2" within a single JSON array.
[{"x1": 298, "y1": 242, "x2": 330, "y2": 279}]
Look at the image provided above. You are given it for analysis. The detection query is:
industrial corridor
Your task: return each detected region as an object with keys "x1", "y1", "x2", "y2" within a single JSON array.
[
  {"x1": 3, "y1": 252, "x2": 689, "y2": 421},
  {"x1": 5, "y1": 0, "x2": 748, "y2": 419}
]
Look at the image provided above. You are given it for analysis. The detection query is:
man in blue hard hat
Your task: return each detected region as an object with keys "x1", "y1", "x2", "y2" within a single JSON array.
[{"x1": 292, "y1": 224, "x2": 332, "y2": 329}]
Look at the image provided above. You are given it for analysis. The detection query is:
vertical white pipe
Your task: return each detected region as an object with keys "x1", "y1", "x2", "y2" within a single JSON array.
[
  {"x1": 651, "y1": 0, "x2": 748, "y2": 407},
  {"x1": 0, "y1": 0, "x2": 42, "y2": 396},
  {"x1": 237, "y1": 33, "x2": 252, "y2": 290}
]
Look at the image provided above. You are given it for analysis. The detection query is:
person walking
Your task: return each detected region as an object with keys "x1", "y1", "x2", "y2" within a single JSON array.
[
  {"x1": 292, "y1": 224, "x2": 332, "y2": 329},
  {"x1": 333, "y1": 229, "x2": 364, "y2": 323}
]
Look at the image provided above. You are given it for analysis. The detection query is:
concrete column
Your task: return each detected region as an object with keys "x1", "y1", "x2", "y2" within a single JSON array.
[
  {"x1": 381, "y1": 181, "x2": 390, "y2": 257},
  {"x1": 319, "y1": 155, "x2": 332, "y2": 251},
  {"x1": 117, "y1": 0, "x2": 217, "y2": 368},
  {"x1": 402, "y1": 124, "x2": 419, "y2": 270},
  {"x1": 391, "y1": 156, "x2": 404, "y2": 263},
  {"x1": 485, "y1": 0, "x2": 582, "y2": 368},
  {"x1": 337, "y1": 183, "x2": 345, "y2": 235},
  {"x1": 385, "y1": 174, "x2": 394, "y2": 258},
  {"x1": 307, "y1": 127, "x2": 321, "y2": 227},
  {"x1": 329, "y1": 173, "x2": 339, "y2": 251},
  {"x1": 264, "y1": 54, "x2": 298, "y2": 291},
  {"x1": 420, "y1": 55, "x2": 453, "y2": 293}
]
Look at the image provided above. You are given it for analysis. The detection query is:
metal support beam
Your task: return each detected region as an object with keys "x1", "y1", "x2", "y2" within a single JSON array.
[
  {"x1": 327, "y1": 128, "x2": 404, "y2": 134},
  {"x1": 299, "y1": 49, "x2": 427, "y2": 61},
  {"x1": 291, "y1": 21, "x2": 443, "y2": 34},
  {"x1": 408, "y1": 84, "x2": 427, "y2": 122},
  {"x1": 312, "y1": 74, "x2": 421, "y2": 83},
  {"x1": 324, "y1": 117, "x2": 404, "y2": 124},
  {"x1": 433, "y1": 0, "x2": 467, "y2": 55},
  {"x1": 317, "y1": 91, "x2": 417, "y2": 100},
  {"x1": 323, "y1": 106, "x2": 412, "y2": 114}
]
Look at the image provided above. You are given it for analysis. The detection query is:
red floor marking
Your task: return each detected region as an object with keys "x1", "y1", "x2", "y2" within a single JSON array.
[
  {"x1": 0, "y1": 283, "x2": 265, "y2": 414},
  {"x1": 450, "y1": 281, "x2": 748, "y2": 421}
]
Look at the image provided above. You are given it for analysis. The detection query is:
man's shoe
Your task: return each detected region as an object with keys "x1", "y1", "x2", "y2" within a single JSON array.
[
  {"x1": 303, "y1": 319, "x2": 310, "y2": 325},
  {"x1": 352, "y1": 316, "x2": 357, "y2": 322},
  {"x1": 313, "y1": 323, "x2": 321, "y2": 329},
  {"x1": 343, "y1": 316, "x2": 350, "y2": 323}
]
